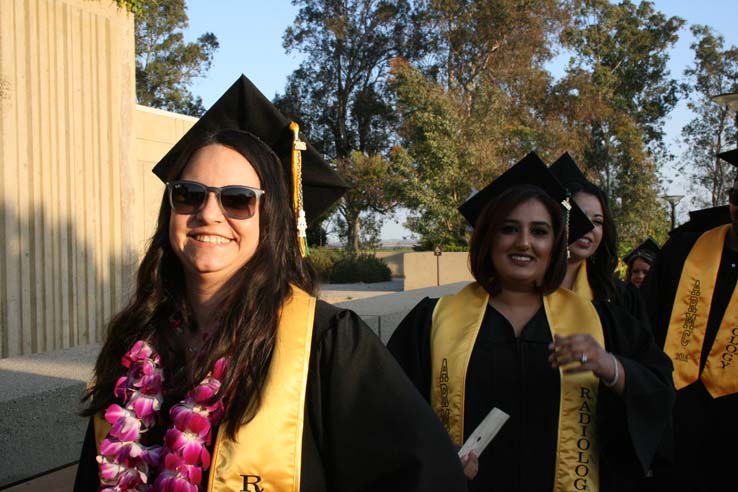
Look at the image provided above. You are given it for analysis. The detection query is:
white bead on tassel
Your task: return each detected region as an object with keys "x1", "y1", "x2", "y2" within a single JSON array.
[{"x1": 297, "y1": 209, "x2": 307, "y2": 238}]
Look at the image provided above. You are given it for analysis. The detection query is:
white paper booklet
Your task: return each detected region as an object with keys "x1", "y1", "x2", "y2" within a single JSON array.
[{"x1": 457, "y1": 407, "x2": 510, "y2": 458}]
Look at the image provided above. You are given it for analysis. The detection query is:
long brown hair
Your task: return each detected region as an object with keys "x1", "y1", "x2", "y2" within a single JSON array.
[
  {"x1": 468, "y1": 185, "x2": 568, "y2": 296},
  {"x1": 568, "y1": 181, "x2": 618, "y2": 301},
  {"x1": 82, "y1": 129, "x2": 316, "y2": 438}
]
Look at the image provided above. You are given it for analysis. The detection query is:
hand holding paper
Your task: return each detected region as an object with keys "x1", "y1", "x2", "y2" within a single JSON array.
[{"x1": 457, "y1": 407, "x2": 510, "y2": 459}]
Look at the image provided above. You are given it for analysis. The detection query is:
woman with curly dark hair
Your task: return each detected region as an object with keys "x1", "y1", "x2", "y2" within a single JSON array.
[{"x1": 73, "y1": 75, "x2": 466, "y2": 492}]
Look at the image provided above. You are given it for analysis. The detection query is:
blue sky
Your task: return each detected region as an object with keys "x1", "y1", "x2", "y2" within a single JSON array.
[{"x1": 183, "y1": 0, "x2": 738, "y2": 240}]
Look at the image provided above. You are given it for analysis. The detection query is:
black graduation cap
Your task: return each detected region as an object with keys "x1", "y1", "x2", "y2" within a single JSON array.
[
  {"x1": 547, "y1": 152, "x2": 604, "y2": 242},
  {"x1": 152, "y1": 74, "x2": 349, "y2": 225},
  {"x1": 549, "y1": 151, "x2": 610, "y2": 207},
  {"x1": 718, "y1": 148, "x2": 738, "y2": 167},
  {"x1": 669, "y1": 205, "x2": 731, "y2": 236},
  {"x1": 622, "y1": 237, "x2": 660, "y2": 266},
  {"x1": 458, "y1": 152, "x2": 594, "y2": 243},
  {"x1": 549, "y1": 152, "x2": 589, "y2": 188}
]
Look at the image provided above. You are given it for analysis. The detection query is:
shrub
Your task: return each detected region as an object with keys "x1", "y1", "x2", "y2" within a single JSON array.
[
  {"x1": 329, "y1": 254, "x2": 392, "y2": 283},
  {"x1": 307, "y1": 247, "x2": 344, "y2": 281}
]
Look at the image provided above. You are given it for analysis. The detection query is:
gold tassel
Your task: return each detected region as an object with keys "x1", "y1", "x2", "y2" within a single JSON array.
[
  {"x1": 561, "y1": 195, "x2": 572, "y2": 259},
  {"x1": 290, "y1": 122, "x2": 309, "y2": 257}
]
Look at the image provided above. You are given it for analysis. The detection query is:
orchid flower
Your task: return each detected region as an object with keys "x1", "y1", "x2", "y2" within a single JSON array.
[{"x1": 97, "y1": 340, "x2": 227, "y2": 492}]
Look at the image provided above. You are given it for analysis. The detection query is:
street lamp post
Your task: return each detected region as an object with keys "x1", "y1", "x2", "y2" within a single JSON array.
[
  {"x1": 711, "y1": 92, "x2": 738, "y2": 113},
  {"x1": 711, "y1": 92, "x2": 738, "y2": 141},
  {"x1": 662, "y1": 194, "x2": 685, "y2": 230}
]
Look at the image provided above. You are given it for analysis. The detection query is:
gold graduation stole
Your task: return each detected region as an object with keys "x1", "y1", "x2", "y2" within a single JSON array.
[
  {"x1": 430, "y1": 283, "x2": 489, "y2": 446},
  {"x1": 543, "y1": 288, "x2": 603, "y2": 492},
  {"x1": 430, "y1": 283, "x2": 602, "y2": 492},
  {"x1": 208, "y1": 286, "x2": 314, "y2": 492},
  {"x1": 571, "y1": 260, "x2": 595, "y2": 301},
  {"x1": 663, "y1": 224, "x2": 738, "y2": 398},
  {"x1": 95, "y1": 286, "x2": 315, "y2": 492}
]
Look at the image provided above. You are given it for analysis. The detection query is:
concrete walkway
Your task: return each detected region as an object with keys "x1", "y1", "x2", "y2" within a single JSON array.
[{"x1": 317, "y1": 278, "x2": 404, "y2": 304}]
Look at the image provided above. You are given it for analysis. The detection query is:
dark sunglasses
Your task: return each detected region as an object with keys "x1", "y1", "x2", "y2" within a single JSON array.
[
  {"x1": 727, "y1": 188, "x2": 738, "y2": 206},
  {"x1": 167, "y1": 180, "x2": 265, "y2": 220}
]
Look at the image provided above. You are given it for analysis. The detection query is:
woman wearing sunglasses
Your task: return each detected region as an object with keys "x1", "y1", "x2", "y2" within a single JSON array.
[
  {"x1": 73, "y1": 76, "x2": 466, "y2": 492},
  {"x1": 388, "y1": 153, "x2": 674, "y2": 491}
]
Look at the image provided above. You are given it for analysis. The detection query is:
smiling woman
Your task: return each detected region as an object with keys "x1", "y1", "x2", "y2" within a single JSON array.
[
  {"x1": 388, "y1": 152, "x2": 675, "y2": 492},
  {"x1": 169, "y1": 143, "x2": 262, "y2": 289},
  {"x1": 492, "y1": 200, "x2": 554, "y2": 288},
  {"x1": 468, "y1": 185, "x2": 566, "y2": 300},
  {"x1": 72, "y1": 75, "x2": 467, "y2": 492}
]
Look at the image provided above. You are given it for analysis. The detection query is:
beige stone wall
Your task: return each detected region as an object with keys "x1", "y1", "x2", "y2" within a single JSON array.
[
  {"x1": 0, "y1": 0, "x2": 137, "y2": 357},
  {"x1": 0, "y1": 0, "x2": 200, "y2": 358},
  {"x1": 374, "y1": 251, "x2": 473, "y2": 288},
  {"x1": 402, "y1": 252, "x2": 474, "y2": 290}
]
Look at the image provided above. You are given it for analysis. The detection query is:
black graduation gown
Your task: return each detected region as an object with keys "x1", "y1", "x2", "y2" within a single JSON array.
[
  {"x1": 73, "y1": 301, "x2": 468, "y2": 492},
  {"x1": 387, "y1": 297, "x2": 674, "y2": 492},
  {"x1": 613, "y1": 277, "x2": 649, "y2": 324},
  {"x1": 641, "y1": 231, "x2": 738, "y2": 492}
]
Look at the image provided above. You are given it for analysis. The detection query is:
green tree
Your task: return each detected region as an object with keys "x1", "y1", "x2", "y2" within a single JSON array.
[
  {"x1": 391, "y1": 0, "x2": 570, "y2": 247},
  {"x1": 135, "y1": 0, "x2": 219, "y2": 116},
  {"x1": 389, "y1": 59, "x2": 481, "y2": 247},
  {"x1": 553, "y1": 0, "x2": 683, "y2": 250},
  {"x1": 562, "y1": 0, "x2": 684, "y2": 156},
  {"x1": 680, "y1": 25, "x2": 738, "y2": 207},
  {"x1": 332, "y1": 151, "x2": 404, "y2": 251},
  {"x1": 276, "y1": 0, "x2": 418, "y2": 251}
]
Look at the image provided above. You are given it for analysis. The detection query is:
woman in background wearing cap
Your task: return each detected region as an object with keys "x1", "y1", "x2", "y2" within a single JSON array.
[
  {"x1": 73, "y1": 76, "x2": 467, "y2": 492},
  {"x1": 550, "y1": 154, "x2": 647, "y2": 321},
  {"x1": 623, "y1": 238, "x2": 660, "y2": 289},
  {"x1": 626, "y1": 254, "x2": 654, "y2": 288},
  {"x1": 388, "y1": 153, "x2": 673, "y2": 491}
]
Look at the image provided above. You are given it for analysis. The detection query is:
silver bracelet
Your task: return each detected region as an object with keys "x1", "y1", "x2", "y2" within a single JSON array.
[{"x1": 602, "y1": 353, "x2": 619, "y2": 387}]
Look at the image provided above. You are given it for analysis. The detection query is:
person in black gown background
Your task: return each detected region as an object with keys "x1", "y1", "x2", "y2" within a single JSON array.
[
  {"x1": 622, "y1": 237, "x2": 660, "y2": 289},
  {"x1": 388, "y1": 153, "x2": 674, "y2": 492},
  {"x1": 73, "y1": 75, "x2": 467, "y2": 492},
  {"x1": 641, "y1": 148, "x2": 738, "y2": 492}
]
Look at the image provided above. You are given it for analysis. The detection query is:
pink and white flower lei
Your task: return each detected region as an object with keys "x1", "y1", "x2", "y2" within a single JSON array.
[{"x1": 96, "y1": 340, "x2": 227, "y2": 492}]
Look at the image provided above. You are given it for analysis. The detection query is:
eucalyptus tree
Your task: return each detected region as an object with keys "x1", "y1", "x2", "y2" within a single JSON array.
[
  {"x1": 135, "y1": 0, "x2": 219, "y2": 116},
  {"x1": 553, "y1": 0, "x2": 683, "y2": 248},
  {"x1": 391, "y1": 0, "x2": 570, "y2": 247},
  {"x1": 680, "y1": 25, "x2": 738, "y2": 207}
]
